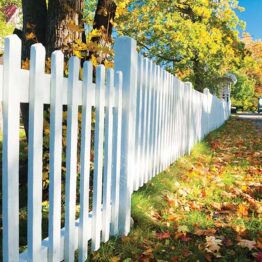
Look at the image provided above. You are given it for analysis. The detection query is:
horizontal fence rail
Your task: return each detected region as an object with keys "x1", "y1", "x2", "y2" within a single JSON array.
[{"x1": 0, "y1": 35, "x2": 230, "y2": 262}]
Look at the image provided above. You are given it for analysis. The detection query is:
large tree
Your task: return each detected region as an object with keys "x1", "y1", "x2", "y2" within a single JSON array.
[
  {"x1": 19, "y1": 0, "x2": 117, "y2": 138},
  {"x1": 84, "y1": 0, "x2": 247, "y2": 93},
  {"x1": 20, "y1": 0, "x2": 117, "y2": 58}
]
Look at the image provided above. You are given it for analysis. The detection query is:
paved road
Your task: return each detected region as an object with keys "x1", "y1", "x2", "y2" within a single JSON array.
[{"x1": 235, "y1": 113, "x2": 262, "y2": 131}]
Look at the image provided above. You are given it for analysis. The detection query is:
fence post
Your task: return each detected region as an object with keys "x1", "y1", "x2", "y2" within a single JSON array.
[
  {"x1": 2, "y1": 34, "x2": 21, "y2": 262},
  {"x1": 114, "y1": 36, "x2": 138, "y2": 235},
  {"x1": 203, "y1": 88, "x2": 210, "y2": 134}
]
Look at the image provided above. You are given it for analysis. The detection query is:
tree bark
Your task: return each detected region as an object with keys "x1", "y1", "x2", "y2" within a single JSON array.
[
  {"x1": 93, "y1": 0, "x2": 116, "y2": 41},
  {"x1": 90, "y1": 0, "x2": 116, "y2": 65},
  {"x1": 21, "y1": 0, "x2": 47, "y2": 142},
  {"x1": 21, "y1": 0, "x2": 47, "y2": 59},
  {"x1": 46, "y1": 0, "x2": 83, "y2": 58}
]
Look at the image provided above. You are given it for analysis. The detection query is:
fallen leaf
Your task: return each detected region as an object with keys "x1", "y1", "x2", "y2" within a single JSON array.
[
  {"x1": 194, "y1": 228, "x2": 216, "y2": 236},
  {"x1": 237, "y1": 239, "x2": 256, "y2": 251},
  {"x1": 110, "y1": 256, "x2": 121, "y2": 262},
  {"x1": 156, "y1": 232, "x2": 171, "y2": 240},
  {"x1": 211, "y1": 202, "x2": 222, "y2": 210},
  {"x1": 255, "y1": 251, "x2": 262, "y2": 262},
  {"x1": 256, "y1": 238, "x2": 262, "y2": 249},
  {"x1": 237, "y1": 203, "x2": 249, "y2": 217},
  {"x1": 205, "y1": 236, "x2": 222, "y2": 255},
  {"x1": 177, "y1": 225, "x2": 190, "y2": 233}
]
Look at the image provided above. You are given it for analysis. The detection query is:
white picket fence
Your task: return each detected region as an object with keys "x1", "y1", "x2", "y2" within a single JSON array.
[{"x1": 0, "y1": 35, "x2": 230, "y2": 262}]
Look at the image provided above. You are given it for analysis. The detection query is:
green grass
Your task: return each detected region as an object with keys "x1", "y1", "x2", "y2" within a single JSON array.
[
  {"x1": 91, "y1": 117, "x2": 262, "y2": 261},
  {"x1": 0, "y1": 117, "x2": 261, "y2": 261}
]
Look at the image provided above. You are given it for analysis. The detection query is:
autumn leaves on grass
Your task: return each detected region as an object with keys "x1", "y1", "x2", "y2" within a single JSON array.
[
  {"x1": 92, "y1": 117, "x2": 261, "y2": 261},
  {"x1": 151, "y1": 118, "x2": 262, "y2": 261}
]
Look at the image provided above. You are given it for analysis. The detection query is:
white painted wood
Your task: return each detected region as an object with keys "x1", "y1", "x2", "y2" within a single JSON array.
[
  {"x1": 27, "y1": 43, "x2": 46, "y2": 262},
  {"x1": 114, "y1": 37, "x2": 138, "y2": 236},
  {"x1": 92, "y1": 65, "x2": 106, "y2": 251},
  {"x1": 102, "y1": 68, "x2": 114, "y2": 242},
  {"x1": 2, "y1": 35, "x2": 21, "y2": 262},
  {"x1": 64, "y1": 56, "x2": 80, "y2": 262},
  {"x1": 48, "y1": 51, "x2": 64, "y2": 262},
  {"x1": 78, "y1": 61, "x2": 93, "y2": 262},
  {"x1": 149, "y1": 63, "x2": 156, "y2": 179},
  {"x1": 158, "y1": 68, "x2": 164, "y2": 173},
  {"x1": 134, "y1": 55, "x2": 143, "y2": 190},
  {"x1": 141, "y1": 58, "x2": 149, "y2": 185},
  {"x1": 110, "y1": 71, "x2": 123, "y2": 236},
  {"x1": 154, "y1": 66, "x2": 161, "y2": 175},
  {"x1": 1, "y1": 34, "x2": 231, "y2": 262},
  {"x1": 162, "y1": 72, "x2": 168, "y2": 169},
  {"x1": 145, "y1": 61, "x2": 153, "y2": 181}
]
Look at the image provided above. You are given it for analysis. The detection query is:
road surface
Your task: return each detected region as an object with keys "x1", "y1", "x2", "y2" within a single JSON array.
[{"x1": 235, "y1": 113, "x2": 262, "y2": 131}]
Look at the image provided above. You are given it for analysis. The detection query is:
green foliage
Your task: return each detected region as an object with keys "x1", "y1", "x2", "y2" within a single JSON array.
[
  {"x1": 84, "y1": 0, "x2": 252, "y2": 93},
  {"x1": 0, "y1": 14, "x2": 14, "y2": 54},
  {"x1": 0, "y1": 0, "x2": 22, "y2": 54},
  {"x1": 231, "y1": 72, "x2": 256, "y2": 111}
]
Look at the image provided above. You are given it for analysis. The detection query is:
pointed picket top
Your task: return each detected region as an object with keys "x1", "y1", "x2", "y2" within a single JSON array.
[
  {"x1": 78, "y1": 60, "x2": 93, "y2": 262},
  {"x1": 65, "y1": 55, "x2": 80, "y2": 262},
  {"x1": 92, "y1": 64, "x2": 106, "y2": 251},
  {"x1": 27, "y1": 42, "x2": 46, "y2": 262},
  {"x1": 2, "y1": 33, "x2": 21, "y2": 262},
  {"x1": 49, "y1": 50, "x2": 64, "y2": 262}
]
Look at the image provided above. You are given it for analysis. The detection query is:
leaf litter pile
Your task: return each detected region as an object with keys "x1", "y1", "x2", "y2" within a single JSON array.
[{"x1": 91, "y1": 117, "x2": 262, "y2": 261}]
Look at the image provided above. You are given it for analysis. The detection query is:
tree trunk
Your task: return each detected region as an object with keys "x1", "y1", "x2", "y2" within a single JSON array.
[
  {"x1": 193, "y1": 58, "x2": 205, "y2": 92},
  {"x1": 46, "y1": 0, "x2": 83, "y2": 58},
  {"x1": 90, "y1": 0, "x2": 116, "y2": 65},
  {"x1": 93, "y1": 0, "x2": 117, "y2": 41},
  {"x1": 21, "y1": 0, "x2": 47, "y2": 142},
  {"x1": 21, "y1": 0, "x2": 47, "y2": 59}
]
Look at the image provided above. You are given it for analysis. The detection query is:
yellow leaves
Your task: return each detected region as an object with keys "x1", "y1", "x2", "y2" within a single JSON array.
[
  {"x1": 87, "y1": 28, "x2": 102, "y2": 40},
  {"x1": 110, "y1": 256, "x2": 121, "y2": 262},
  {"x1": 25, "y1": 32, "x2": 36, "y2": 41},
  {"x1": 67, "y1": 21, "x2": 83, "y2": 33},
  {"x1": 22, "y1": 58, "x2": 30, "y2": 70},
  {"x1": 91, "y1": 55, "x2": 98, "y2": 67},
  {"x1": 237, "y1": 203, "x2": 249, "y2": 217},
  {"x1": 104, "y1": 59, "x2": 114, "y2": 69},
  {"x1": 115, "y1": 0, "x2": 129, "y2": 18},
  {"x1": 73, "y1": 50, "x2": 83, "y2": 59}
]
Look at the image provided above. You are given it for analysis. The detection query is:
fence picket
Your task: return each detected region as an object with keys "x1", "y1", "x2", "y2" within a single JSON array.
[
  {"x1": 2, "y1": 35, "x2": 21, "y2": 262},
  {"x1": 114, "y1": 37, "x2": 138, "y2": 235},
  {"x1": 102, "y1": 69, "x2": 115, "y2": 242},
  {"x1": 141, "y1": 58, "x2": 149, "y2": 185},
  {"x1": 49, "y1": 50, "x2": 64, "y2": 262},
  {"x1": 135, "y1": 55, "x2": 144, "y2": 189},
  {"x1": 78, "y1": 61, "x2": 93, "y2": 262},
  {"x1": 27, "y1": 43, "x2": 46, "y2": 262},
  {"x1": 92, "y1": 65, "x2": 106, "y2": 251},
  {"x1": 110, "y1": 71, "x2": 123, "y2": 236},
  {"x1": 64, "y1": 56, "x2": 80, "y2": 262}
]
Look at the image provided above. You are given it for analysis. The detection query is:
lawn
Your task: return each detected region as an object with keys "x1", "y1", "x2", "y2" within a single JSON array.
[
  {"x1": 91, "y1": 117, "x2": 262, "y2": 261},
  {"x1": 0, "y1": 117, "x2": 261, "y2": 261}
]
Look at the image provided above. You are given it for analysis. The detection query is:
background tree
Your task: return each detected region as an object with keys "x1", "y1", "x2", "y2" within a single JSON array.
[{"x1": 107, "y1": 0, "x2": 247, "y2": 93}]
